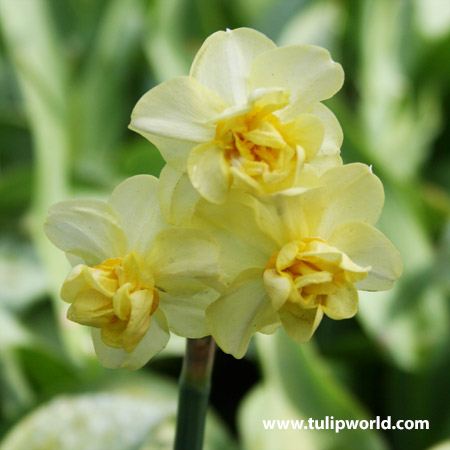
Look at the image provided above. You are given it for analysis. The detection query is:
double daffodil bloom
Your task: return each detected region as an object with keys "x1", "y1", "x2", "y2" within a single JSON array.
[
  {"x1": 130, "y1": 28, "x2": 344, "y2": 205},
  {"x1": 44, "y1": 175, "x2": 220, "y2": 369},
  {"x1": 192, "y1": 163, "x2": 402, "y2": 358}
]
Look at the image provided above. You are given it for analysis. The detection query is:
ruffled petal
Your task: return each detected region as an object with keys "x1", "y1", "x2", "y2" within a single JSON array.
[
  {"x1": 279, "y1": 304, "x2": 323, "y2": 343},
  {"x1": 108, "y1": 175, "x2": 167, "y2": 258},
  {"x1": 322, "y1": 281, "x2": 359, "y2": 319},
  {"x1": 249, "y1": 45, "x2": 344, "y2": 118},
  {"x1": 329, "y1": 222, "x2": 403, "y2": 291},
  {"x1": 263, "y1": 269, "x2": 292, "y2": 311},
  {"x1": 206, "y1": 269, "x2": 280, "y2": 358},
  {"x1": 44, "y1": 200, "x2": 126, "y2": 267},
  {"x1": 158, "y1": 164, "x2": 200, "y2": 226},
  {"x1": 190, "y1": 28, "x2": 276, "y2": 106},
  {"x1": 91, "y1": 308, "x2": 169, "y2": 370},
  {"x1": 316, "y1": 163, "x2": 385, "y2": 239},
  {"x1": 188, "y1": 141, "x2": 231, "y2": 204},
  {"x1": 282, "y1": 113, "x2": 325, "y2": 161},
  {"x1": 159, "y1": 288, "x2": 219, "y2": 338}
]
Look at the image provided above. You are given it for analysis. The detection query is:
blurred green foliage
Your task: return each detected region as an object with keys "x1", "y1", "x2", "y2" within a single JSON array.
[{"x1": 0, "y1": 0, "x2": 449, "y2": 449}]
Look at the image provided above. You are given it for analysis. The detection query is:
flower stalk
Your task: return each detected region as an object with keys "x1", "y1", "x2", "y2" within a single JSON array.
[{"x1": 174, "y1": 336, "x2": 216, "y2": 450}]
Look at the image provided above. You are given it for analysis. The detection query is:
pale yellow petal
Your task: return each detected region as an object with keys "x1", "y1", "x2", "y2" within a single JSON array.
[
  {"x1": 158, "y1": 164, "x2": 200, "y2": 226},
  {"x1": 188, "y1": 141, "x2": 231, "y2": 204},
  {"x1": 276, "y1": 240, "x2": 301, "y2": 270},
  {"x1": 206, "y1": 269, "x2": 279, "y2": 359},
  {"x1": 66, "y1": 290, "x2": 114, "y2": 327},
  {"x1": 60, "y1": 264, "x2": 116, "y2": 303},
  {"x1": 260, "y1": 185, "x2": 325, "y2": 244},
  {"x1": 108, "y1": 175, "x2": 167, "y2": 257},
  {"x1": 322, "y1": 281, "x2": 359, "y2": 319},
  {"x1": 249, "y1": 45, "x2": 344, "y2": 118},
  {"x1": 193, "y1": 191, "x2": 277, "y2": 281},
  {"x1": 263, "y1": 269, "x2": 292, "y2": 311},
  {"x1": 130, "y1": 77, "x2": 226, "y2": 141},
  {"x1": 91, "y1": 308, "x2": 169, "y2": 370},
  {"x1": 300, "y1": 240, "x2": 369, "y2": 274},
  {"x1": 129, "y1": 77, "x2": 227, "y2": 169},
  {"x1": 156, "y1": 276, "x2": 216, "y2": 298},
  {"x1": 309, "y1": 103, "x2": 343, "y2": 156},
  {"x1": 159, "y1": 288, "x2": 219, "y2": 338},
  {"x1": 229, "y1": 164, "x2": 265, "y2": 195},
  {"x1": 190, "y1": 28, "x2": 277, "y2": 105},
  {"x1": 243, "y1": 121, "x2": 285, "y2": 149},
  {"x1": 279, "y1": 304, "x2": 323, "y2": 343},
  {"x1": 148, "y1": 227, "x2": 220, "y2": 281},
  {"x1": 316, "y1": 163, "x2": 384, "y2": 239},
  {"x1": 283, "y1": 113, "x2": 325, "y2": 161},
  {"x1": 329, "y1": 222, "x2": 403, "y2": 291},
  {"x1": 44, "y1": 200, "x2": 126, "y2": 267}
]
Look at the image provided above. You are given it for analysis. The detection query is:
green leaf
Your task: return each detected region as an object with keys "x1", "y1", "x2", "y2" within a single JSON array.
[
  {"x1": 0, "y1": 239, "x2": 47, "y2": 311},
  {"x1": 143, "y1": 0, "x2": 191, "y2": 83},
  {"x1": 240, "y1": 330, "x2": 387, "y2": 450},
  {"x1": 278, "y1": 1, "x2": 344, "y2": 53},
  {"x1": 357, "y1": 185, "x2": 449, "y2": 370},
  {"x1": 0, "y1": 372, "x2": 234, "y2": 450},
  {"x1": 71, "y1": 0, "x2": 147, "y2": 186}
]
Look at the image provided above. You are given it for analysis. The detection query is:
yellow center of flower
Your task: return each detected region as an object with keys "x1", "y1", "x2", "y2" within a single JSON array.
[
  {"x1": 264, "y1": 238, "x2": 369, "y2": 313},
  {"x1": 61, "y1": 252, "x2": 158, "y2": 353},
  {"x1": 217, "y1": 106, "x2": 295, "y2": 171},
  {"x1": 213, "y1": 95, "x2": 324, "y2": 193}
]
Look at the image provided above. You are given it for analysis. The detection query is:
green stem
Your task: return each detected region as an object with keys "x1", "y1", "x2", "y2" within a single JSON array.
[{"x1": 174, "y1": 336, "x2": 216, "y2": 450}]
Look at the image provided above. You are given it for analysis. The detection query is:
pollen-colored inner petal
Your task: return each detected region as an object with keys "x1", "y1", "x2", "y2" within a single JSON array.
[
  {"x1": 211, "y1": 92, "x2": 325, "y2": 194},
  {"x1": 263, "y1": 237, "x2": 369, "y2": 319},
  {"x1": 63, "y1": 252, "x2": 159, "y2": 353}
]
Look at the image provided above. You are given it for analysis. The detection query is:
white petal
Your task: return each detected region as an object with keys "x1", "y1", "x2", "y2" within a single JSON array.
[
  {"x1": 329, "y1": 222, "x2": 403, "y2": 291},
  {"x1": 44, "y1": 200, "x2": 126, "y2": 267},
  {"x1": 316, "y1": 163, "x2": 385, "y2": 239},
  {"x1": 206, "y1": 269, "x2": 280, "y2": 358},
  {"x1": 159, "y1": 289, "x2": 219, "y2": 338},
  {"x1": 158, "y1": 164, "x2": 200, "y2": 226},
  {"x1": 129, "y1": 77, "x2": 227, "y2": 168},
  {"x1": 249, "y1": 45, "x2": 344, "y2": 118},
  {"x1": 91, "y1": 308, "x2": 170, "y2": 369},
  {"x1": 108, "y1": 175, "x2": 167, "y2": 258},
  {"x1": 190, "y1": 28, "x2": 277, "y2": 106}
]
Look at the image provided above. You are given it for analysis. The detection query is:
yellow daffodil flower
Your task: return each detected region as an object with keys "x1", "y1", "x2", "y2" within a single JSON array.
[
  {"x1": 191, "y1": 163, "x2": 402, "y2": 358},
  {"x1": 44, "y1": 175, "x2": 220, "y2": 369},
  {"x1": 129, "y1": 28, "x2": 344, "y2": 205}
]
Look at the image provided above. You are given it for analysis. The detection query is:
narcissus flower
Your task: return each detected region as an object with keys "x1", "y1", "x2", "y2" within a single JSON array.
[
  {"x1": 192, "y1": 163, "x2": 402, "y2": 358},
  {"x1": 44, "y1": 175, "x2": 220, "y2": 369},
  {"x1": 130, "y1": 28, "x2": 344, "y2": 204}
]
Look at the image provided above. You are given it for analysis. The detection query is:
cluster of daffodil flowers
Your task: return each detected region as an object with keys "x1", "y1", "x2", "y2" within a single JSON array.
[{"x1": 45, "y1": 28, "x2": 402, "y2": 370}]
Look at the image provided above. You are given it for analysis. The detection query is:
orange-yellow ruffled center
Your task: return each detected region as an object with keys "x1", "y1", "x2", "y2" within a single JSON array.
[
  {"x1": 215, "y1": 106, "x2": 302, "y2": 192},
  {"x1": 213, "y1": 99, "x2": 325, "y2": 193},
  {"x1": 264, "y1": 238, "x2": 368, "y2": 312},
  {"x1": 216, "y1": 106, "x2": 295, "y2": 171},
  {"x1": 61, "y1": 252, "x2": 158, "y2": 353}
]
